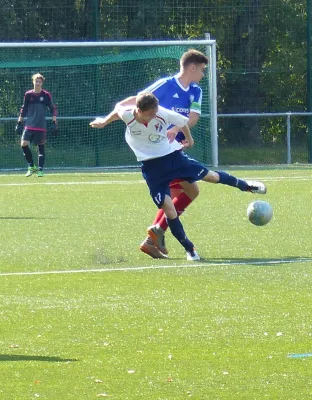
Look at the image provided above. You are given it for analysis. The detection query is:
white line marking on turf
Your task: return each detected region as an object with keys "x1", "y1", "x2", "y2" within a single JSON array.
[
  {"x1": 0, "y1": 175, "x2": 311, "y2": 187},
  {"x1": 287, "y1": 353, "x2": 312, "y2": 358},
  {"x1": 0, "y1": 180, "x2": 145, "y2": 187},
  {"x1": 0, "y1": 257, "x2": 311, "y2": 277}
]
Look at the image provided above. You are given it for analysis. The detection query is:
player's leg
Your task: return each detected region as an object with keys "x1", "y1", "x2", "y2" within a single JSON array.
[
  {"x1": 160, "y1": 194, "x2": 199, "y2": 261},
  {"x1": 154, "y1": 181, "x2": 199, "y2": 227},
  {"x1": 35, "y1": 132, "x2": 47, "y2": 177},
  {"x1": 202, "y1": 170, "x2": 266, "y2": 193},
  {"x1": 141, "y1": 181, "x2": 199, "y2": 255},
  {"x1": 37, "y1": 144, "x2": 45, "y2": 177},
  {"x1": 140, "y1": 154, "x2": 199, "y2": 260},
  {"x1": 21, "y1": 131, "x2": 38, "y2": 177},
  {"x1": 140, "y1": 151, "x2": 205, "y2": 257}
]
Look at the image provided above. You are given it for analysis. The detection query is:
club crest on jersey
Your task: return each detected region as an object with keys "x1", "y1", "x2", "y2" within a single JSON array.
[
  {"x1": 40, "y1": 97, "x2": 44, "y2": 101},
  {"x1": 189, "y1": 94, "x2": 194, "y2": 103},
  {"x1": 149, "y1": 134, "x2": 163, "y2": 143},
  {"x1": 154, "y1": 123, "x2": 163, "y2": 133}
]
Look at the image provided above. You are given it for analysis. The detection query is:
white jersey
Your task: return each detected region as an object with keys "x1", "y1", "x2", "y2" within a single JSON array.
[{"x1": 117, "y1": 106, "x2": 189, "y2": 161}]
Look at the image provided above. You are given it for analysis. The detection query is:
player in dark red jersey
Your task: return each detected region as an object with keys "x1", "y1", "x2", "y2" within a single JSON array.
[{"x1": 16, "y1": 73, "x2": 58, "y2": 177}]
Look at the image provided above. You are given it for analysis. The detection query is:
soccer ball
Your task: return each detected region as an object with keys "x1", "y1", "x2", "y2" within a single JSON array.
[{"x1": 247, "y1": 201, "x2": 273, "y2": 226}]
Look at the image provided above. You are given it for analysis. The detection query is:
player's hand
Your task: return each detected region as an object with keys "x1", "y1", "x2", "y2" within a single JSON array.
[
  {"x1": 166, "y1": 127, "x2": 179, "y2": 143},
  {"x1": 50, "y1": 121, "x2": 58, "y2": 136},
  {"x1": 15, "y1": 122, "x2": 23, "y2": 135},
  {"x1": 89, "y1": 118, "x2": 106, "y2": 128},
  {"x1": 181, "y1": 137, "x2": 194, "y2": 149}
]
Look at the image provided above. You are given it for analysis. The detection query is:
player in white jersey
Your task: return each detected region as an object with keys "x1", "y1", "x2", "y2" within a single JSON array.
[
  {"x1": 90, "y1": 92, "x2": 201, "y2": 260},
  {"x1": 90, "y1": 93, "x2": 267, "y2": 261},
  {"x1": 116, "y1": 49, "x2": 208, "y2": 258}
]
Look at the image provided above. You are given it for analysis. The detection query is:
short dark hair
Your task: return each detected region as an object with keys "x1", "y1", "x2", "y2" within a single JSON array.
[
  {"x1": 136, "y1": 92, "x2": 159, "y2": 111},
  {"x1": 180, "y1": 49, "x2": 208, "y2": 68}
]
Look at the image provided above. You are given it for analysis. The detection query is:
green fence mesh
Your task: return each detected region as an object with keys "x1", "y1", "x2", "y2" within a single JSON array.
[
  {"x1": 1, "y1": 0, "x2": 311, "y2": 164},
  {"x1": 0, "y1": 44, "x2": 212, "y2": 169}
]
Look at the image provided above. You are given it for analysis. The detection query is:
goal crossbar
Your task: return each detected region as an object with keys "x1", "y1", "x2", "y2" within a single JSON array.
[{"x1": 0, "y1": 40, "x2": 216, "y2": 48}]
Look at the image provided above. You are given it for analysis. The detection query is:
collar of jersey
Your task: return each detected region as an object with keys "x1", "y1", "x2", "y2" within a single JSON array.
[
  {"x1": 174, "y1": 74, "x2": 190, "y2": 92},
  {"x1": 31, "y1": 90, "x2": 44, "y2": 95}
]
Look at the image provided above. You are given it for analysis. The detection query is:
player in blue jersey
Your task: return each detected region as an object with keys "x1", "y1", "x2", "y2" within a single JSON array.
[
  {"x1": 16, "y1": 73, "x2": 58, "y2": 177},
  {"x1": 90, "y1": 93, "x2": 267, "y2": 261},
  {"x1": 115, "y1": 50, "x2": 266, "y2": 259}
]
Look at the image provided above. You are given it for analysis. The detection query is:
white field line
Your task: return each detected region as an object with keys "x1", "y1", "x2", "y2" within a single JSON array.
[
  {"x1": 0, "y1": 175, "x2": 311, "y2": 187},
  {"x1": 0, "y1": 180, "x2": 146, "y2": 187},
  {"x1": 0, "y1": 257, "x2": 311, "y2": 277}
]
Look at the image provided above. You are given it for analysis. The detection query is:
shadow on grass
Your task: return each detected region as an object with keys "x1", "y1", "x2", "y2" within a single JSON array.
[
  {"x1": 0, "y1": 354, "x2": 78, "y2": 362},
  {"x1": 186, "y1": 256, "x2": 312, "y2": 265},
  {"x1": 222, "y1": 164, "x2": 312, "y2": 171}
]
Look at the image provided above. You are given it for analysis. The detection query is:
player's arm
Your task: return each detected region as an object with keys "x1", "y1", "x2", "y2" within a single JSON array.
[
  {"x1": 179, "y1": 123, "x2": 194, "y2": 148},
  {"x1": 115, "y1": 79, "x2": 167, "y2": 108},
  {"x1": 16, "y1": 93, "x2": 28, "y2": 133},
  {"x1": 18, "y1": 93, "x2": 29, "y2": 123},
  {"x1": 167, "y1": 112, "x2": 199, "y2": 141},
  {"x1": 46, "y1": 93, "x2": 58, "y2": 135},
  {"x1": 48, "y1": 95, "x2": 58, "y2": 123},
  {"x1": 188, "y1": 87, "x2": 202, "y2": 128},
  {"x1": 167, "y1": 97, "x2": 201, "y2": 141},
  {"x1": 167, "y1": 110, "x2": 194, "y2": 148},
  {"x1": 188, "y1": 111, "x2": 200, "y2": 128},
  {"x1": 89, "y1": 109, "x2": 121, "y2": 129},
  {"x1": 115, "y1": 96, "x2": 136, "y2": 108}
]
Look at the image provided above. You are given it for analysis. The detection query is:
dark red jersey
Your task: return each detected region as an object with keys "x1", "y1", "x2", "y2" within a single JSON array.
[{"x1": 20, "y1": 89, "x2": 57, "y2": 132}]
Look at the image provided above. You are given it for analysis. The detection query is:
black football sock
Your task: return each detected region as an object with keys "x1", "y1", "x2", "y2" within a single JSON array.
[
  {"x1": 38, "y1": 145, "x2": 45, "y2": 170},
  {"x1": 217, "y1": 171, "x2": 249, "y2": 191},
  {"x1": 22, "y1": 145, "x2": 34, "y2": 166}
]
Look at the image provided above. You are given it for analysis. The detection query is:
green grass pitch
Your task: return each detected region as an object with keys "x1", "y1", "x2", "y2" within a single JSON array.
[{"x1": 0, "y1": 166, "x2": 312, "y2": 399}]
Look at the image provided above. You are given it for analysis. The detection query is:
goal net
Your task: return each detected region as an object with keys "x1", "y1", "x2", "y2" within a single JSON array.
[{"x1": 0, "y1": 40, "x2": 217, "y2": 170}]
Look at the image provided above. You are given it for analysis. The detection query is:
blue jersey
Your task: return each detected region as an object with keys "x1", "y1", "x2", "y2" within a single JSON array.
[{"x1": 139, "y1": 75, "x2": 202, "y2": 142}]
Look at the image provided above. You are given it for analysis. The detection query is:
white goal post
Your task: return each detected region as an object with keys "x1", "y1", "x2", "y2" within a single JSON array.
[{"x1": 0, "y1": 40, "x2": 218, "y2": 169}]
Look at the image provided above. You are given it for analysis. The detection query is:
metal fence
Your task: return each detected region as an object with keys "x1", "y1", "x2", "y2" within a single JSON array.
[{"x1": 218, "y1": 112, "x2": 312, "y2": 165}]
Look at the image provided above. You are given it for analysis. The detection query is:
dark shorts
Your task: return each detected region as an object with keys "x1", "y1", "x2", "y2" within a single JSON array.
[
  {"x1": 141, "y1": 150, "x2": 209, "y2": 208},
  {"x1": 22, "y1": 129, "x2": 46, "y2": 145}
]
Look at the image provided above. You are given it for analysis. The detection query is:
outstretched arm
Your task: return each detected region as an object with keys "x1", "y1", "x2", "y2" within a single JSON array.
[
  {"x1": 115, "y1": 96, "x2": 136, "y2": 108},
  {"x1": 89, "y1": 110, "x2": 121, "y2": 129}
]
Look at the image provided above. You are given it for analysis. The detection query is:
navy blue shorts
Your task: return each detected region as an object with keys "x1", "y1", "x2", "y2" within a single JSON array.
[{"x1": 141, "y1": 150, "x2": 209, "y2": 208}]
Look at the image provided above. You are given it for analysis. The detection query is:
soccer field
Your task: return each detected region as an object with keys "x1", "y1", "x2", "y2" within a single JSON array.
[{"x1": 0, "y1": 167, "x2": 311, "y2": 399}]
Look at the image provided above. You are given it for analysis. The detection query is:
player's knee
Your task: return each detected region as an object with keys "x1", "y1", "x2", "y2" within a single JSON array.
[
  {"x1": 21, "y1": 140, "x2": 29, "y2": 147},
  {"x1": 202, "y1": 170, "x2": 220, "y2": 183},
  {"x1": 166, "y1": 209, "x2": 178, "y2": 219},
  {"x1": 188, "y1": 184, "x2": 200, "y2": 200},
  {"x1": 179, "y1": 182, "x2": 199, "y2": 200}
]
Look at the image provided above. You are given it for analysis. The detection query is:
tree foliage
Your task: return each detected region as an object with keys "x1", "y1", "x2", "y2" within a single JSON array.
[{"x1": 0, "y1": 0, "x2": 309, "y2": 145}]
